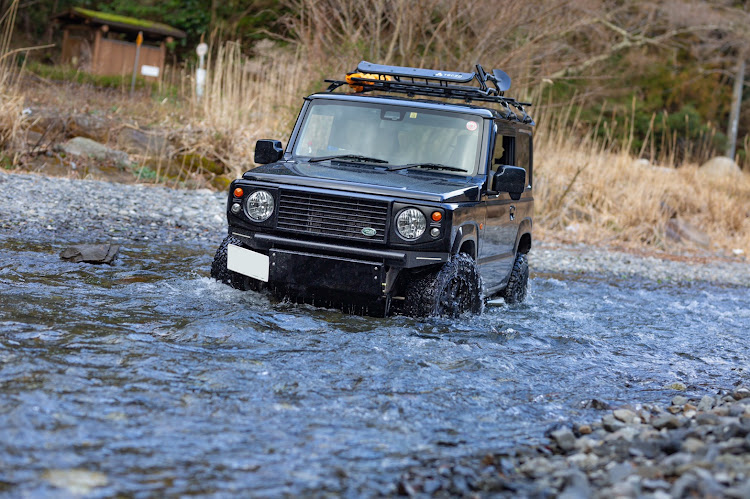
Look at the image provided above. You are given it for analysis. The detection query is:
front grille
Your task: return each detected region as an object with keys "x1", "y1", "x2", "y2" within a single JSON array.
[{"x1": 277, "y1": 190, "x2": 389, "y2": 242}]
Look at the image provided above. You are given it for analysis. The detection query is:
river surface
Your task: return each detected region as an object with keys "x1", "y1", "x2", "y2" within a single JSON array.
[{"x1": 1, "y1": 237, "x2": 749, "y2": 496}]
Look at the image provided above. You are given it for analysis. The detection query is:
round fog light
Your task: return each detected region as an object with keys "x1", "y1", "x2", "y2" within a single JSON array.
[
  {"x1": 231, "y1": 203, "x2": 241, "y2": 214},
  {"x1": 430, "y1": 228, "x2": 440, "y2": 238}
]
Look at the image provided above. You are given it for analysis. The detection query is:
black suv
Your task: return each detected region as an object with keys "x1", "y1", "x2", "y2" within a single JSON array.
[{"x1": 211, "y1": 61, "x2": 534, "y2": 316}]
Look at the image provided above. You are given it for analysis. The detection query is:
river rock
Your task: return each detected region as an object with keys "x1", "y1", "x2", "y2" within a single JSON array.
[
  {"x1": 60, "y1": 244, "x2": 120, "y2": 264},
  {"x1": 652, "y1": 415, "x2": 682, "y2": 430},
  {"x1": 672, "y1": 395, "x2": 689, "y2": 406},
  {"x1": 550, "y1": 428, "x2": 577, "y2": 452},
  {"x1": 699, "y1": 156, "x2": 743, "y2": 178},
  {"x1": 558, "y1": 469, "x2": 591, "y2": 499},
  {"x1": 697, "y1": 395, "x2": 715, "y2": 411},
  {"x1": 732, "y1": 387, "x2": 750, "y2": 400},
  {"x1": 665, "y1": 218, "x2": 710, "y2": 248},
  {"x1": 67, "y1": 114, "x2": 113, "y2": 143},
  {"x1": 613, "y1": 409, "x2": 637, "y2": 423},
  {"x1": 117, "y1": 127, "x2": 168, "y2": 154},
  {"x1": 61, "y1": 137, "x2": 129, "y2": 167}
]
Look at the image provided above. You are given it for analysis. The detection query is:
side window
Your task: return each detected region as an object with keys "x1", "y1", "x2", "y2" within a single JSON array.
[
  {"x1": 516, "y1": 131, "x2": 532, "y2": 187},
  {"x1": 492, "y1": 134, "x2": 515, "y2": 172}
]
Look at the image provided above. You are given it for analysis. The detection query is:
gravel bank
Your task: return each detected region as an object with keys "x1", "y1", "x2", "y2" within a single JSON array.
[
  {"x1": 395, "y1": 387, "x2": 750, "y2": 498},
  {"x1": 2, "y1": 170, "x2": 748, "y2": 286},
  {"x1": 0, "y1": 170, "x2": 226, "y2": 244}
]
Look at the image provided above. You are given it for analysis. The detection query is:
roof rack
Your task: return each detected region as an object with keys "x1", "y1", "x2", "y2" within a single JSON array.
[{"x1": 325, "y1": 61, "x2": 534, "y2": 125}]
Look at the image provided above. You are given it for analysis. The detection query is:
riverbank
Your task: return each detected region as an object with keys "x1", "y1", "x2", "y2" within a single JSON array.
[
  {"x1": 1, "y1": 170, "x2": 748, "y2": 286},
  {"x1": 395, "y1": 387, "x2": 750, "y2": 497}
]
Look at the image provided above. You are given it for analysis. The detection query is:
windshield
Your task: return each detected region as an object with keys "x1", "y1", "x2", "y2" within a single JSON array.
[{"x1": 293, "y1": 100, "x2": 485, "y2": 176}]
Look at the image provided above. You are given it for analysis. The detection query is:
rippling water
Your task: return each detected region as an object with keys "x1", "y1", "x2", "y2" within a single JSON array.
[{"x1": 1, "y1": 237, "x2": 748, "y2": 496}]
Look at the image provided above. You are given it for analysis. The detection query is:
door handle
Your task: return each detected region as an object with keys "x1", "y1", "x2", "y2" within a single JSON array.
[{"x1": 509, "y1": 205, "x2": 516, "y2": 221}]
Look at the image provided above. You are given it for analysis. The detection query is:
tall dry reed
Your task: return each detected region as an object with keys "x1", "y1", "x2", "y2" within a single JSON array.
[{"x1": 0, "y1": 0, "x2": 24, "y2": 157}]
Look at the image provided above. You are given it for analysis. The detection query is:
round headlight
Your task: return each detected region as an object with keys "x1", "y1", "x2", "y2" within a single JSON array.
[
  {"x1": 244, "y1": 190, "x2": 274, "y2": 222},
  {"x1": 396, "y1": 208, "x2": 426, "y2": 240}
]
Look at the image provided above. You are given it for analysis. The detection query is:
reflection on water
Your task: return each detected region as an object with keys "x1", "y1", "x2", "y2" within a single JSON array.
[{"x1": 1, "y1": 237, "x2": 748, "y2": 496}]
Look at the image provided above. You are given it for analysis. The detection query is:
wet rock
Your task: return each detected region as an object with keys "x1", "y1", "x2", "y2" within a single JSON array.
[
  {"x1": 652, "y1": 415, "x2": 682, "y2": 430},
  {"x1": 577, "y1": 424, "x2": 592, "y2": 435},
  {"x1": 732, "y1": 387, "x2": 750, "y2": 400},
  {"x1": 613, "y1": 408, "x2": 637, "y2": 423},
  {"x1": 696, "y1": 413, "x2": 720, "y2": 425},
  {"x1": 607, "y1": 461, "x2": 634, "y2": 483},
  {"x1": 580, "y1": 398, "x2": 610, "y2": 410},
  {"x1": 60, "y1": 244, "x2": 120, "y2": 265},
  {"x1": 551, "y1": 428, "x2": 577, "y2": 453},
  {"x1": 558, "y1": 470, "x2": 591, "y2": 499},
  {"x1": 61, "y1": 137, "x2": 129, "y2": 167},
  {"x1": 671, "y1": 395, "x2": 689, "y2": 406},
  {"x1": 602, "y1": 414, "x2": 625, "y2": 432},
  {"x1": 681, "y1": 437, "x2": 706, "y2": 454},
  {"x1": 665, "y1": 382, "x2": 687, "y2": 391},
  {"x1": 641, "y1": 478, "x2": 671, "y2": 491}
]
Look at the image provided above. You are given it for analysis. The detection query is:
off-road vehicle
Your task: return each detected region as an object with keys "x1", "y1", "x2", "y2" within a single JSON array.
[{"x1": 211, "y1": 61, "x2": 534, "y2": 317}]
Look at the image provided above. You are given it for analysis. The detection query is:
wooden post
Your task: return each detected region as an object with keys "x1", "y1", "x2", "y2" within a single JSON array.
[
  {"x1": 726, "y1": 53, "x2": 746, "y2": 160},
  {"x1": 61, "y1": 28, "x2": 69, "y2": 64},
  {"x1": 92, "y1": 27, "x2": 102, "y2": 74},
  {"x1": 130, "y1": 31, "x2": 143, "y2": 96}
]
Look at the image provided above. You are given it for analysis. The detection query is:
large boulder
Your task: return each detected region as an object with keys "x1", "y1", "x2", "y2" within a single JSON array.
[
  {"x1": 699, "y1": 156, "x2": 742, "y2": 178},
  {"x1": 116, "y1": 127, "x2": 168, "y2": 155},
  {"x1": 67, "y1": 114, "x2": 113, "y2": 143},
  {"x1": 61, "y1": 137, "x2": 129, "y2": 166}
]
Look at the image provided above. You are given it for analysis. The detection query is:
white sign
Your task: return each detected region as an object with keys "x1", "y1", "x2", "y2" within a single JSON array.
[
  {"x1": 196, "y1": 43, "x2": 208, "y2": 57},
  {"x1": 140, "y1": 65, "x2": 160, "y2": 77}
]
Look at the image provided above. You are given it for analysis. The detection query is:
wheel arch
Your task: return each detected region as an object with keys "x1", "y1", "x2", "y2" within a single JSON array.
[
  {"x1": 514, "y1": 218, "x2": 533, "y2": 254},
  {"x1": 451, "y1": 223, "x2": 478, "y2": 259}
]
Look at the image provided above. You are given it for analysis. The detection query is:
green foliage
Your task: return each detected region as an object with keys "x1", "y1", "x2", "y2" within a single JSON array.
[{"x1": 542, "y1": 54, "x2": 736, "y2": 162}]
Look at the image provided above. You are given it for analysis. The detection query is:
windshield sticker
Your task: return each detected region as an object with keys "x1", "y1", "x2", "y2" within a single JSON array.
[
  {"x1": 409, "y1": 112, "x2": 418, "y2": 119},
  {"x1": 466, "y1": 121, "x2": 478, "y2": 131}
]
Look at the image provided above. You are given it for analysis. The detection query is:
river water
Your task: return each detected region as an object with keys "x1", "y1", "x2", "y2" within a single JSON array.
[{"x1": 1, "y1": 237, "x2": 748, "y2": 496}]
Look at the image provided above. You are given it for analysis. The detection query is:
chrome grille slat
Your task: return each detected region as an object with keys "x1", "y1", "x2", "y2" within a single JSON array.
[{"x1": 277, "y1": 191, "x2": 388, "y2": 242}]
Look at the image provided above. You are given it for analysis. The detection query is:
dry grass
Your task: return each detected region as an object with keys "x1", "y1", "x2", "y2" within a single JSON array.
[{"x1": 531, "y1": 93, "x2": 750, "y2": 255}]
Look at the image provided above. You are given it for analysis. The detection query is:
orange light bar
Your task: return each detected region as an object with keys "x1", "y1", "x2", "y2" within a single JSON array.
[
  {"x1": 233, "y1": 187, "x2": 244, "y2": 198},
  {"x1": 431, "y1": 211, "x2": 442, "y2": 222}
]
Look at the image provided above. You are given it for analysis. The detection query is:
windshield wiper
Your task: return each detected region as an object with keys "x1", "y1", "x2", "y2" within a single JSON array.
[
  {"x1": 308, "y1": 154, "x2": 389, "y2": 164},
  {"x1": 387, "y1": 162, "x2": 466, "y2": 172}
]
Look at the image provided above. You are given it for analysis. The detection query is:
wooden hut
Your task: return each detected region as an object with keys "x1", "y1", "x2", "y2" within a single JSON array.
[{"x1": 54, "y1": 7, "x2": 186, "y2": 80}]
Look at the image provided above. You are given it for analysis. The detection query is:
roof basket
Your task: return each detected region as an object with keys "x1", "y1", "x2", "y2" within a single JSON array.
[{"x1": 325, "y1": 61, "x2": 534, "y2": 125}]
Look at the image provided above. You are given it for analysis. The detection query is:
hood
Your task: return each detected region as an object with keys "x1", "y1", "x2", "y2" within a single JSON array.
[{"x1": 241, "y1": 161, "x2": 482, "y2": 203}]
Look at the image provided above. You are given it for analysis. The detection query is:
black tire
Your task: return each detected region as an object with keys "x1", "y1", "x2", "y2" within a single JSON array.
[
  {"x1": 210, "y1": 235, "x2": 258, "y2": 291},
  {"x1": 501, "y1": 252, "x2": 529, "y2": 304},
  {"x1": 403, "y1": 253, "x2": 482, "y2": 317}
]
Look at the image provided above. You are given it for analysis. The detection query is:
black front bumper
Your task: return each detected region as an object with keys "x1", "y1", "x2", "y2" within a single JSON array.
[{"x1": 231, "y1": 230, "x2": 449, "y2": 297}]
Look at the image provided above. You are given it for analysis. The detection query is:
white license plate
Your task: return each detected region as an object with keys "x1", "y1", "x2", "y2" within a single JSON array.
[{"x1": 227, "y1": 244, "x2": 269, "y2": 282}]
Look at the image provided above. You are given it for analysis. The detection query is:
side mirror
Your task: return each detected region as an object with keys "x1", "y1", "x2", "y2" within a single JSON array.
[
  {"x1": 254, "y1": 139, "x2": 284, "y2": 164},
  {"x1": 492, "y1": 165, "x2": 526, "y2": 200}
]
